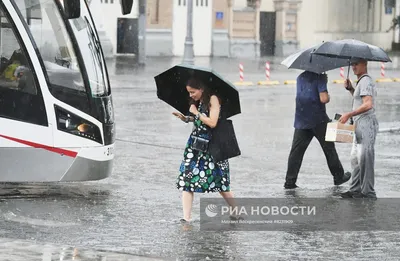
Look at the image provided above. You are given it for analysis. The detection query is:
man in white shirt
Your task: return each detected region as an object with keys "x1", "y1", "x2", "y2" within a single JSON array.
[{"x1": 338, "y1": 58, "x2": 379, "y2": 199}]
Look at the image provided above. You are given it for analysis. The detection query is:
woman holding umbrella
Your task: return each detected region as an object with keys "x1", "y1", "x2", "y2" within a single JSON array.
[{"x1": 173, "y1": 77, "x2": 238, "y2": 223}]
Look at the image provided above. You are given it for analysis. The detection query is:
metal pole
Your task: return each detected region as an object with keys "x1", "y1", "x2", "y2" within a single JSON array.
[
  {"x1": 138, "y1": 0, "x2": 146, "y2": 66},
  {"x1": 397, "y1": 0, "x2": 400, "y2": 43},
  {"x1": 182, "y1": 0, "x2": 194, "y2": 64}
]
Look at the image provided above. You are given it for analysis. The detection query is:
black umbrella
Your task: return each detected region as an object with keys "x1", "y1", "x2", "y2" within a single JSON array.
[
  {"x1": 154, "y1": 64, "x2": 241, "y2": 119},
  {"x1": 311, "y1": 39, "x2": 392, "y2": 78},
  {"x1": 312, "y1": 39, "x2": 391, "y2": 62},
  {"x1": 281, "y1": 45, "x2": 349, "y2": 74}
]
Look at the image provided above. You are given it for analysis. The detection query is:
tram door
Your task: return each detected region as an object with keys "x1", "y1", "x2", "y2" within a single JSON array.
[{"x1": 0, "y1": 2, "x2": 57, "y2": 181}]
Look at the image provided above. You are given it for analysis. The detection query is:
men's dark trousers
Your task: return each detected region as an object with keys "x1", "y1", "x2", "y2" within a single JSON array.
[{"x1": 284, "y1": 122, "x2": 345, "y2": 186}]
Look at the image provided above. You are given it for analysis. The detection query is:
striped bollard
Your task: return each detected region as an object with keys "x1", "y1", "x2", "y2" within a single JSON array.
[
  {"x1": 265, "y1": 62, "x2": 270, "y2": 81},
  {"x1": 258, "y1": 61, "x2": 281, "y2": 85},
  {"x1": 333, "y1": 67, "x2": 346, "y2": 84},
  {"x1": 376, "y1": 62, "x2": 393, "y2": 82},
  {"x1": 239, "y1": 63, "x2": 244, "y2": 82},
  {"x1": 234, "y1": 63, "x2": 253, "y2": 86}
]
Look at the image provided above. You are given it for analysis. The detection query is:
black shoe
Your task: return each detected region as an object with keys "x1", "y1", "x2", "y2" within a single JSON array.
[
  {"x1": 340, "y1": 191, "x2": 363, "y2": 198},
  {"x1": 350, "y1": 192, "x2": 365, "y2": 198},
  {"x1": 362, "y1": 193, "x2": 378, "y2": 200},
  {"x1": 340, "y1": 191, "x2": 355, "y2": 198},
  {"x1": 334, "y1": 172, "x2": 351, "y2": 186},
  {"x1": 230, "y1": 215, "x2": 244, "y2": 221},
  {"x1": 180, "y1": 218, "x2": 189, "y2": 223},
  {"x1": 284, "y1": 183, "x2": 298, "y2": 189}
]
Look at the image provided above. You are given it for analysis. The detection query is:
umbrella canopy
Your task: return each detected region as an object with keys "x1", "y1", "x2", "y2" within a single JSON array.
[
  {"x1": 154, "y1": 64, "x2": 241, "y2": 119},
  {"x1": 281, "y1": 46, "x2": 350, "y2": 74},
  {"x1": 311, "y1": 39, "x2": 392, "y2": 62}
]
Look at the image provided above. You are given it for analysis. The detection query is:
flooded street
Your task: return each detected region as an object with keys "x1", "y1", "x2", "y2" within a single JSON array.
[{"x1": 1, "y1": 57, "x2": 400, "y2": 260}]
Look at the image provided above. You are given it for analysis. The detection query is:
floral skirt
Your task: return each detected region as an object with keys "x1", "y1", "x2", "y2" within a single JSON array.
[{"x1": 177, "y1": 137, "x2": 230, "y2": 193}]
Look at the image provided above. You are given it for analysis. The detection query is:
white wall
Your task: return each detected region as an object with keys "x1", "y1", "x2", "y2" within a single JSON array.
[
  {"x1": 233, "y1": 0, "x2": 247, "y2": 9},
  {"x1": 90, "y1": 0, "x2": 139, "y2": 55},
  {"x1": 297, "y1": 0, "x2": 394, "y2": 51},
  {"x1": 172, "y1": 0, "x2": 213, "y2": 56},
  {"x1": 259, "y1": 0, "x2": 274, "y2": 12}
]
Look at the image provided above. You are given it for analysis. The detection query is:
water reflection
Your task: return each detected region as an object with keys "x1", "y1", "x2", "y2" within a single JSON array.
[
  {"x1": 1, "y1": 57, "x2": 400, "y2": 260},
  {"x1": 3, "y1": 242, "x2": 167, "y2": 261},
  {"x1": 176, "y1": 224, "x2": 242, "y2": 261},
  {"x1": 0, "y1": 183, "x2": 113, "y2": 233},
  {"x1": 0, "y1": 183, "x2": 111, "y2": 200}
]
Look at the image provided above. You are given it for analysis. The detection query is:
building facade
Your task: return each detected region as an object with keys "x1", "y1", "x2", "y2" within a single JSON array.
[
  {"x1": 146, "y1": 0, "x2": 261, "y2": 58},
  {"x1": 89, "y1": 0, "x2": 140, "y2": 57},
  {"x1": 259, "y1": 0, "x2": 396, "y2": 56},
  {"x1": 90, "y1": 0, "x2": 399, "y2": 58}
]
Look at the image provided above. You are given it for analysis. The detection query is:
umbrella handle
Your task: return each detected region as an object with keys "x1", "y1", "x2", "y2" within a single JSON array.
[
  {"x1": 347, "y1": 61, "x2": 350, "y2": 79},
  {"x1": 345, "y1": 60, "x2": 353, "y2": 91}
]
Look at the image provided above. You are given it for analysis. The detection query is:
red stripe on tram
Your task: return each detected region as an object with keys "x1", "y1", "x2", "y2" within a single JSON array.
[{"x1": 0, "y1": 134, "x2": 78, "y2": 158}]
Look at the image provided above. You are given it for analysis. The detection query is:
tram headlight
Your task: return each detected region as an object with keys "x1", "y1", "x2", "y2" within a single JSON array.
[
  {"x1": 55, "y1": 105, "x2": 103, "y2": 144},
  {"x1": 65, "y1": 118, "x2": 71, "y2": 129}
]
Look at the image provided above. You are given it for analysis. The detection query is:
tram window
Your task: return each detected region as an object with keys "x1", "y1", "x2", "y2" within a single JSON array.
[
  {"x1": 0, "y1": 7, "x2": 47, "y2": 126},
  {"x1": 13, "y1": 0, "x2": 91, "y2": 115}
]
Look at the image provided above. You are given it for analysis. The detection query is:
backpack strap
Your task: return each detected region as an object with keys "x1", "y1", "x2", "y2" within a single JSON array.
[
  {"x1": 350, "y1": 74, "x2": 372, "y2": 125},
  {"x1": 356, "y1": 74, "x2": 371, "y2": 87}
]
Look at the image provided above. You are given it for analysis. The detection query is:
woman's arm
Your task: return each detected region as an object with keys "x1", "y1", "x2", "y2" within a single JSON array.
[
  {"x1": 190, "y1": 95, "x2": 220, "y2": 128},
  {"x1": 172, "y1": 112, "x2": 194, "y2": 123}
]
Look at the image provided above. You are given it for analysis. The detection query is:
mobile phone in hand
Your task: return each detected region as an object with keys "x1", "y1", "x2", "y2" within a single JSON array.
[
  {"x1": 172, "y1": 112, "x2": 184, "y2": 118},
  {"x1": 334, "y1": 113, "x2": 342, "y2": 121}
]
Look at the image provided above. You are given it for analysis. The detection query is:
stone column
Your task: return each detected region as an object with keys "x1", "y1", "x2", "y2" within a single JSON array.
[
  {"x1": 273, "y1": 0, "x2": 302, "y2": 57},
  {"x1": 227, "y1": 0, "x2": 234, "y2": 39}
]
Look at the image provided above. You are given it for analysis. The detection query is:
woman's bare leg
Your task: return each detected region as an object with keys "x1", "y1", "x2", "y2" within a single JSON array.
[
  {"x1": 182, "y1": 191, "x2": 194, "y2": 221},
  {"x1": 220, "y1": 191, "x2": 237, "y2": 208},
  {"x1": 220, "y1": 191, "x2": 243, "y2": 219}
]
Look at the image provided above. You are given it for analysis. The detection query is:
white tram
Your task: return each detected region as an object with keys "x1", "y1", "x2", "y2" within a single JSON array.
[{"x1": 0, "y1": 0, "x2": 133, "y2": 181}]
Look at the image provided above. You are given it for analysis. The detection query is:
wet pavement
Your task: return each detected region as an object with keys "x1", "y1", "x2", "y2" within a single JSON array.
[
  {"x1": 0, "y1": 237, "x2": 167, "y2": 260},
  {"x1": 1, "y1": 56, "x2": 400, "y2": 260}
]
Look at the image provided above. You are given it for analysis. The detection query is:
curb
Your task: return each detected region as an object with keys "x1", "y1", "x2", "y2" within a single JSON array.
[
  {"x1": 284, "y1": 80, "x2": 296, "y2": 85},
  {"x1": 376, "y1": 78, "x2": 394, "y2": 83},
  {"x1": 233, "y1": 78, "x2": 399, "y2": 87},
  {"x1": 332, "y1": 79, "x2": 346, "y2": 84},
  {"x1": 257, "y1": 80, "x2": 280, "y2": 86},
  {"x1": 379, "y1": 127, "x2": 400, "y2": 133},
  {"x1": 233, "y1": 81, "x2": 254, "y2": 86}
]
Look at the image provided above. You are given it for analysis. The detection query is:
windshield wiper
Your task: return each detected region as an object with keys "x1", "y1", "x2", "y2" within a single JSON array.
[{"x1": 84, "y1": 16, "x2": 107, "y2": 96}]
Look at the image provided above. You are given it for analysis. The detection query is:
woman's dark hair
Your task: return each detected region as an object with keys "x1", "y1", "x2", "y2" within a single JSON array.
[{"x1": 187, "y1": 77, "x2": 212, "y2": 109}]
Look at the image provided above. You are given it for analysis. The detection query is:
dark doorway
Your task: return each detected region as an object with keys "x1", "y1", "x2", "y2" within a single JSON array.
[
  {"x1": 260, "y1": 12, "x2": 276, "y2": 56},
  {"x1": 117, "y1": 18, "x2": 138, "y2": 54}
]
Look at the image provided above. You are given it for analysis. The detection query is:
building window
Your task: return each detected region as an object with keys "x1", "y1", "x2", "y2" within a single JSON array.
[
  {"x1": 195, "y1": 0, "x2": 208, "y2": 6},
  {"x1": 247, "y1": 0, "x2": 257, "y2": 8}
]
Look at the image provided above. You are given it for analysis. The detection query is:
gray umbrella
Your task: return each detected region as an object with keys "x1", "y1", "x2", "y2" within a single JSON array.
[
  {"x1": 311, "y1": 39, "x2": 392, "y2": 62},
  {"x1": 281, "y1": 46, "x2": 350, "y2": 74}
]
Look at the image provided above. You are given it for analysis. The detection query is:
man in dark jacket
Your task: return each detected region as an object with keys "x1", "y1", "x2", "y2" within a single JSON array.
[{"x1": 284, "y1": 71, "x2": 351, "y2": 189}]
